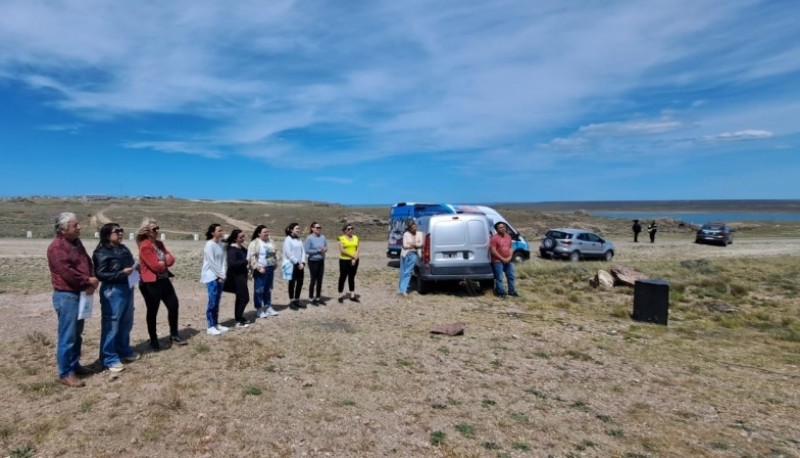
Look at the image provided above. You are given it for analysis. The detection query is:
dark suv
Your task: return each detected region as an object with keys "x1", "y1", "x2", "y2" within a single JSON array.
[{"x1": 695, "y1": 222, "x2": 734, "y2": 246}]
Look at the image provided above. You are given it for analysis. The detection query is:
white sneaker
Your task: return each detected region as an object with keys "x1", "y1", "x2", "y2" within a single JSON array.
[
  {"x1": 108, "y1": 363, "x2": 125, "y2": 373},
  {"x1": 216, "y1": 324, "x2": 229, "y2": 332},
  {"x1": 258, "y1": 309, "x2": 269, "y2": 319},
  {"x1": 265, "y1": 307, "x2": 279, "y2": 316},
  {"x1": 207, "y1": 326, "x2": 222, "y2": 336}
]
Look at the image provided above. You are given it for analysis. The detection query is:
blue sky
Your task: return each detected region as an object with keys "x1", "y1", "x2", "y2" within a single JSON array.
[{"x1": 1, "y1": 1, "x2": 798, "y2": 205}]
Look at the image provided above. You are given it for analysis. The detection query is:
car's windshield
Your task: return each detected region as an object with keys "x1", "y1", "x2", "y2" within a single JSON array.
[{"x1": 702, "y1": 225, "x2": 724, "y2": 230}]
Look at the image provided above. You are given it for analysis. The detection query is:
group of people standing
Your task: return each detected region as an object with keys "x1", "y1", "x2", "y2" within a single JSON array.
[
  {"x1": 47, "y1": 213, "x2": 186, "y2": 387},
  {"x1": 198, "y1": 222, "x2": 362, "y2": 337},
  {"x1": 47, "y1": 212, "x2": 364, "y2": 387}
]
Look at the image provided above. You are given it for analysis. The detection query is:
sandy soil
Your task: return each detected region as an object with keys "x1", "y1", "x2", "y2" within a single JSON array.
[{"x1": 1, "y1": 237, "x2": 799, "y2": 456}]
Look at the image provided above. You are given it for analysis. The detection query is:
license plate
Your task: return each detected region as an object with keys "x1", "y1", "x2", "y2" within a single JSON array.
[{"x1": 442, "y1": 252, "x2": 458, "y2": 259}]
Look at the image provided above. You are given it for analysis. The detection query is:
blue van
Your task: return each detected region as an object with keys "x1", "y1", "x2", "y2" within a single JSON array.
[{"x1": 386, "y1": 202, "x2": 456, "y2": 258}]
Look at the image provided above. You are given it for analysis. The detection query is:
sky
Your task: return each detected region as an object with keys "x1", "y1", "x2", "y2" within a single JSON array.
[{"x1": 1, "y1": 1, "x2": 798, "y2": 205}]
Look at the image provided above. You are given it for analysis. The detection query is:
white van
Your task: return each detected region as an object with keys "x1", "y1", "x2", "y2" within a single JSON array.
[
  {"x1": 413, "y1": 213, "x2": 494, "y2": 294},
  {"x1": 453, "y1": 205, "x2": 531, "y2": 262}
]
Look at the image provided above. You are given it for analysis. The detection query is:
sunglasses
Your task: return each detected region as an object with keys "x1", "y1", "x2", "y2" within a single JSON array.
[
  {"x1": 112, "y1": 228, "x2": 124, "y2": 234},
  {"x1": 345, "y1": 227, "x2": 353, "y2": 231},
  {"x1": 313, "y1": 226, "x2": 322, "y2": 229}
]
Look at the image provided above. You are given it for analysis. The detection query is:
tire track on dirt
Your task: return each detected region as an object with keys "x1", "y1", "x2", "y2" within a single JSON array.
[{"x1": 202, "y1": 212, "x2": 256, "y2": 233}]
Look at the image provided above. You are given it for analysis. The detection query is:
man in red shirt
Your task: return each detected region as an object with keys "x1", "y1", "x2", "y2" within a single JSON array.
[
  {"x1": 47, "y1": 212, "x2": 99, "y2": 387},
  {"x1": 489, "y1": 222, "x2": 518, "y2": 298}
]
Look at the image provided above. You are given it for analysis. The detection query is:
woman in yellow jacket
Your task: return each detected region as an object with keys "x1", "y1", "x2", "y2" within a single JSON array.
[{"x1": 337, "y1": 223, "x2": 360, "y2": 303}]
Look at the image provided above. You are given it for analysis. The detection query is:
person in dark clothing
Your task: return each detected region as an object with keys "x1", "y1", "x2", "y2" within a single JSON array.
[
  {"x1": 647, "y1": 221, "x2": 658, "y2": 243},
  {"x1": 224, "y1": 229, "x2": 251, "y2": 327},
  {"x1": 93, "y1": 223, "x2": 137, "y2": 373},
  {"x1": 632, "y1": 220, "x2": 642, "y2": 243}
]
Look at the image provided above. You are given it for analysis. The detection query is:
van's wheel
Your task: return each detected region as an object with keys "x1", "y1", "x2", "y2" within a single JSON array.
[
  {"x1": 513, "y1": 250, "x2": 525, "y2": 263},
  {"x1": 464, "y1": 280, "x2": 481, "y2": 296},
  {"x1": 543, "y1": 238, "x2": 556, "y2": 249},
  {"x1": 414, "y1": 274, "x2": 428, "y2": 295},
  {"x1": 603, "y1": 250, "x2": 613, "y2": 262},
  {"x1": 569, "y1": 251, "x2": 581, "y2": 262}
]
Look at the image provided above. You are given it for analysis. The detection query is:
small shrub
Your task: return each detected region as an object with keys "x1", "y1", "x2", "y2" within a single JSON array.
[
  {"x1": 25, "y1": 331, "x2": 51, "y2": 347},
  {"x1": 79, "y1": 401, "x2": 92, "y2": 413},
  {"x1": 481, "y1": 399, "x2": 497, "y2": 408},
  {"x1": 570, "y1": 400, "x2": 591, "y2": 412},
  {"x1": 396, "y1": 358, "x2": 414, "y2": 367},
  {"x1": 510, "y1": 411, "x2": 528, "y2": 422},
  {"x1": 9, "y1": 445, "x2": 35, "y2": 458},
  {"x1": 482, "y1": 442, "x2": 501, "y2": 450},
  {"x1": 454, "y1": 423, "x2": 475, "y2": 438},
  {"x1": 430, "y1": 431, "x2": 446, "y2": 446},
  {"x1": 575, "y1": 439, "x2": 596, "y2": 451},
  {"x1": 525, "y1": 388, "x2": 546, "y2": 399},
  {"x1": 243, "y1": 386, "x2": 262, "y2": 396},
  {"x1": 513, "y1": 442, "x2": 530, "y2": 451}
]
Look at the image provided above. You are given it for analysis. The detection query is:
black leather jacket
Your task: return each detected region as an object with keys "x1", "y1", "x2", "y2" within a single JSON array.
[{"x1": 92, "y1": 243, "x2": 135, "y2": 285}]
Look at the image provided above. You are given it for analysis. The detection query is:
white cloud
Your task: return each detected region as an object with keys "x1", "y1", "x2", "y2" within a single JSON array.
[
  {"x1": 0, "y1": 0, "x2": 798, "y2": 170},
  {"x1": 700, "y1": 129, "x2": 774, "y2": 143}
]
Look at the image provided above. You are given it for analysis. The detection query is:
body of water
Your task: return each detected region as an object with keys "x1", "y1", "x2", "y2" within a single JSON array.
[{"x1": 591, "y1": 212, "x2": 800, "y2": 224}]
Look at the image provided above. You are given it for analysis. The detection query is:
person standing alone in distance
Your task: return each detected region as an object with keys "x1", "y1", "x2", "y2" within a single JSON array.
[
  {"x1": 632, "y1": 219, "x2": 642, "y2": 243},
  {"x1": 647, "y1": 220, "x2": 658, "y2": 243}
]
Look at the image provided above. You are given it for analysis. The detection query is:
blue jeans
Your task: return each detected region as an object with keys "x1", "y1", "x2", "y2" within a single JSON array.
[
  {"x1": 52, "y1": 291, "x2": 85, "y2": 378},
  {"x1": 205, "y1": 280, "x2": 223, "y2": 327},
  {"x1": 99, "y1": 283, "x2": 135, "y2": 367},
  {"x1": 253, "y1": 266, "x2": 275, "y2": 310},
  {"x1": 398, "y1": 252, "x2": 417, "y2": 293},
  {"x1": 492, "y1": 262, "x2": 516, "y2": 296}
]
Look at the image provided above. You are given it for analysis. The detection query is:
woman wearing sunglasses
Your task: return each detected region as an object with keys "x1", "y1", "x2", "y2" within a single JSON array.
[
  {"x1": 136, "y1": 218, "x2": 187, "y2": 350},
  {"x1": 92, "y1": 223, "x2": 137, "y2": 372},
  {"x1": 337, "y1": 224, "x2": 360, "y2": 303}
]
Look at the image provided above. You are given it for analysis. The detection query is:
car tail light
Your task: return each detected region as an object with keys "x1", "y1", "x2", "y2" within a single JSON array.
[
  {"x1": 561, "y1": 240, "x2": 572, "y2": 245},
  {"x1": 423, "y1": 233, "x2": 431, "y2": 263}
]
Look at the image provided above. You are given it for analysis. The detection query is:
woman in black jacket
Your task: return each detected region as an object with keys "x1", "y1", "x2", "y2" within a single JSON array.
[
  {"x1": 224, "y1": 229, "x2": 251, "y2": 327},
  {"x1": 93, "y1": 223, "x2": 138, "y2": 372}
]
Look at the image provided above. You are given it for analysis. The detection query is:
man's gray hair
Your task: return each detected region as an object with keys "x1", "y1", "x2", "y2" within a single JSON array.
[{"x1": 54, "y1": 212, "x2": 76, "y2": 233}]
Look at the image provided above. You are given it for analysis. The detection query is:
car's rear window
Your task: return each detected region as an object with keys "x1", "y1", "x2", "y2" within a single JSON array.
[
  {"x1": 545, "y1": 230, "x2": 572, "y2": 239},
  {"x1": 702, "y1": 225, "x2": 724, "y2": 230}
]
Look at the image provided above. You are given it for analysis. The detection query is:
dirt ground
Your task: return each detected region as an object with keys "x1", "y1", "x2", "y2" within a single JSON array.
[{"x1": 1, "y1": 237, "x2": 799, "y2": 457}]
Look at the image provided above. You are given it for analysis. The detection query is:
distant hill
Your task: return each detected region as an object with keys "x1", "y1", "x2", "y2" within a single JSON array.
[{"x1": 493, "y1": 200, "x2": 800, "y2": 213}]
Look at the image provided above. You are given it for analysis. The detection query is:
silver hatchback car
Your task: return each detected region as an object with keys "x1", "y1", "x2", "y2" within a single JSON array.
[{"x1": 539, "y1": 228, "x2": 615, "y2": 262}]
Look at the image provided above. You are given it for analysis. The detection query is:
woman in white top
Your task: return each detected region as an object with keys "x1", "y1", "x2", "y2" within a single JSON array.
[
  {"x1": 247, "y1": 225, "x2": 279, "y2": 319},
  {"x1": 283, "y1": 222, "x2": 306, "y2": 310},
  {"x1": 201, "y1": 223, "x2": 228, "y2": 335}
]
